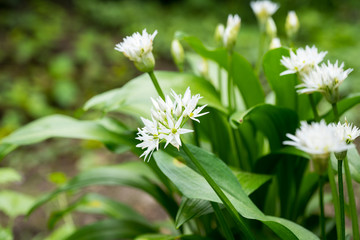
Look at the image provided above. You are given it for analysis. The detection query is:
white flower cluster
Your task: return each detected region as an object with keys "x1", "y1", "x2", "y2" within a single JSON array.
[
  {"x1": 280, "y1": 45, "x2": 328, "y2": 76},
  {"x1": 250, "y1": 0, "x2": 279, "y2": 24},
  {"x1": 115, "y1": 29, "x2": 157, "y2": 72},
  {"x1": 284, "y1": 120, "x2": 359, "y2": 158},
  {"x1": 297, "y1": 61, "x2": 353, "y2": 103},
  {"x1": 136, "y1": 88, "x2": 208, "y2": 161},
  {"x1": 281, "y1": 46, "x2": 353, "y2": 103}
]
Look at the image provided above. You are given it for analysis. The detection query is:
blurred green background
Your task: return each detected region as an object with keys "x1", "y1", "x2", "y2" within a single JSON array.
[{"x1": 0, "y1": 0, "x2": 359, "y2": 238}]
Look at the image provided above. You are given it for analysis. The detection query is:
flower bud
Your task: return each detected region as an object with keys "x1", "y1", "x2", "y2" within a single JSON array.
[
  {"x1": 214, "y1": 24, "x2": 225, "y2": 46},
  {"x1": 223, "y1": 14, "x2": 241, "y2": 51},
  {"x1": 266, "y1": 17, "x2": 277, "y2": 38},
  {"x1": 285, "y1": 11, "x2": 300, "y2": 38},
  {"x1": 171, "y1": 39, "x2": 185, "y2": 71},
  {"x1": 133, "y1": 52, "x2": 156, "y2": 72},
  {"x1": 269, "y1": 37, "x2": 281, "y2": 49}
]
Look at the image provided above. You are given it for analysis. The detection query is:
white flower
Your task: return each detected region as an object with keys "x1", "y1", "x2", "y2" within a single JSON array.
[
  {"x1": 250, "y1": 0, "x2": 279, "y2": 24},
  {"x1": 223, "y1": 14, "x2": 241, "y2": 50},
  {"x1": 269, "y1": 37, "x2": 281, "y2": 49},
  {"x1": 280, "y1": 45, "x2": 327, "y2": 76},
  {"x1": 284, "y1": 120, "x2": 351, "y2": 157},
  {"x1": 136, "y1": 88, "x2": 208, "y2": 161},
  {"x1": 285, "y1": 11, "x2": 300, "y2": 37},
  {"x1": 334, "y1": 119, "x2": 360, "y2": 144},
  {"x1": 115, "y1": 29, "x2": 157, "y2": 72},
  {"x1": 136, "y1": 117, "x2": 160, "y2": 162},
  {"x1": 296, "y1": 60, "x2": 353, "y2": 103},
  {"x1": 214, "y1": 24, "x2": 225, "y2": 45}
]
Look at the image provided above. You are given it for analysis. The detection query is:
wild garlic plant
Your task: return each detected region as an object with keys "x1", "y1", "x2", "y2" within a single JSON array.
[{"x1": 1, "y1": 1, "x2": 360, "y2": 240}]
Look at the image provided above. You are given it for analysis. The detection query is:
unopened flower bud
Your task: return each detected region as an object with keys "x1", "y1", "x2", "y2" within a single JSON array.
[
  {"x1": 214, "y1": 24, "x2": 225, "y2": 46},
  {"x1": 269, "y1": 37, "x2": 281, "y2": 49},
  {"x1": 266, "y1": 17, "x2": 277, "y2": 38},
  {"x1": 250, "y1": 0, "x2": 279, "y2": 26},
  {"x1": 223, "y1": 14, "x2": 241, "y2": 51},
  {"x1": 285, "y1": 11, "x2": 300, "y2": 38},
  {"x1": 171, "y1": 39, "x2": 185, "y2": 71}
]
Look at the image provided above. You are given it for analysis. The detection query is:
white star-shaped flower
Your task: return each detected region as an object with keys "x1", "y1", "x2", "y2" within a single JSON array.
[{"x1": 280, "y1": 45, "x2": 327, "y2": 76}]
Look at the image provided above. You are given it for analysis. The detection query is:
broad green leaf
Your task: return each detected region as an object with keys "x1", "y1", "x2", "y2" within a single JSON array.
[
  {"x1": 263, "y1": 48, "x2": 318, "y2": 120},
  {"x1": 322, "y1": 93, "x2": 360, "y2": 122},
  {"x1": 28, "y1": 161, "x2": 178, "y2": 220},
  {"x1": 48, "y1": 193, "x2": 151, "y2": 229},
  {"x1": 0, "y1": 115, "x2": 134, "y2": 159},
  {"x1": 84, "y1": 71, "x2": 226, "y2": 117},
  {"x1": 237, "y1": 104, "x2": 299, "y2": 151},
  {"x1": 44, "y1": 224, "x2": 75, "y2": 240},
  {"x1": 0, "y1": 227, "x2": 12, "y2": 240},
  {"x1": 0, "y1": 190, "x2": 35, "y2": 218},
  {"x1": 231, "y1": 52, "x2": 265, "y2": 108},
  {"x1": 65, "y1": 219, "x2": 156, "y2": 240},
  {"x1": 0, "y1": 168, "x2": 22, "y2": 185},
  {"x1": 343, "y1": 147, "x2": 360, "y2": 182},
  {"x1": 175, "y1": 170, "x2": 272, "y2": 228},
  {"x1": 154, "y1": 145, "x2": 318, "y2": 240},
  {"x1": 231, "y1": 169, "x2": 272, "y2": 195}
]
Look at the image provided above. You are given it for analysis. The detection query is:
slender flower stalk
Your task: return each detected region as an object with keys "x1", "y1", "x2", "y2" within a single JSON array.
[
  {"x1": 318, "y1": 176, "x2": 326, "y2": 240},
  {"x1": 328, "y1": 162, "x2": 342, "y2": 240}
]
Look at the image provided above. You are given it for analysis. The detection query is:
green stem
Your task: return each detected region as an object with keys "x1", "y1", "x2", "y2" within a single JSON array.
[
  {"x1": 344, "y1": 157, "x2": 360, "y2": 239},
  {"x1": 148, "y1": 71, "x2": 165, "y2": 100},
  {"x1": 319, "y1": 175, "x2": 327, "y2": 240},
  {"x1": 255, "y1": 31, "x2": 266, "y2": 75},
  {"x1": 332, "y1": 103, "x2": 339, "y2": 122},
  {"x1": 328, "y1": 162, "x2": 342, "y2": 240},
  {"x1": 308, "y1": 94, "x2": 320, "y2": 122},
  {"x1": 218, "y1": 65, "x2": 222, "y2": 97},
  {"x1": 211, "y1": 202, "x2": 235, "y2": 240},
  {"x1": 338, "y1": 160, "x2": 346, "y2": 240},
  {"x1": 227, "y1": 52, "x2": 234, "y2": 112},
  {"x1": 181, "y1": 143, "x2": 255, "y2": 239}
]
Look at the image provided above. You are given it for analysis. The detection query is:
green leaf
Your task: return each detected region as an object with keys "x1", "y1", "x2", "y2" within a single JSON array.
[
  {"x1": 322, "y1": 93, "x2": 360, "y2": 122},
  {"x1": 48, "y1": 193, "x2": 151, "y2": 229},
  {"x1": 263, "y1": 48, "x2": 317, "y2": 120},
  {"x1": 231, "y1": 52, "x2": 265, "y2": 108},
  {"x1": 175, "y1": 170, "x2": 272, "y2": 228},
  {"x1": 135, "y1": 234, "x2": 211, "y2": 240},
  {"x1": 28, "y1": 161, "x2": 178, "y2": 220},
  {"x1": 231, "y1": 169, "x2": 272, "y2": 195},
  {"x1": 238, "y1": 104, "x2": 299, "y2": 151},
  {"x1": 0, "y1": 115, "x2": 133, "y2": 160},
  {"x1": 0, "y1": 190, "x2": 35, "y2": 218},
  {"x1": 0, "y1": 168, "x2": 22, "y2": 185},
  {"x1": 84, "y1": 71, "x2": 226, "y2": 117},
  {"x1": 0, "y1": 227, "x2": 12, "y2": 240},
  {"x1": 65, "y1": 219, "x2": 156, "y2": 240},
  {"x1": 44, "y1": 224, "x2": 75, "y2": 240},
  {"x1": 345, "y1": 147, "x2": 360, "y2": 183},
  {"x1": 175, "y1": 198, "x2": 213, "y2": 228},
  {"x1": 154, "y1": 145, "x2": 318, "y2": 240}
]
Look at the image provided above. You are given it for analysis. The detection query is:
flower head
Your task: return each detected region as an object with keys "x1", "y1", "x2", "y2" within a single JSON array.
[
  {"x1": 333, "y1": 119, "x2": 360, "y2": 144},
  {"x1": 115, "y1": 29, "x2": 157, "y2": 72},
  {"x1": 223, "y1": 14, "x2": 241, "y2": 50},
  {"x1": 214, "y1": 24, "x2": 225, "y2": 45},
  {"x1": 296, "y1": 60, "x2": 353, "y2": 103},
  {"x1": 280, "y1": 45, "x2": 327, "y2": 76},
  {"x1": 250, "y1": 0, "x2": 279, "y2": 24},
  {"x1": 284, "y1": 120, "x2": 351, "y2": 158},
  {"x1": 136, "y1": 87, "x2": 208, "y2": 161}
]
